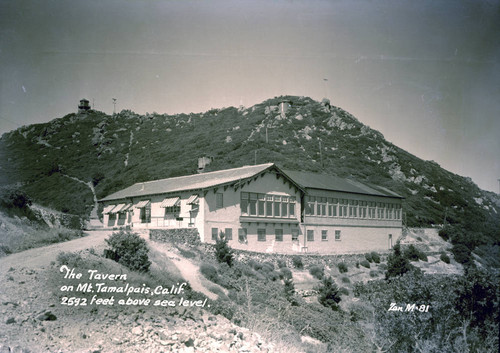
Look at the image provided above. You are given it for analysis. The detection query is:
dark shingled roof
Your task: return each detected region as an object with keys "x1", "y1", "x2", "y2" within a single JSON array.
[
  {"x1": 100, "y1": 163, "x2": 277, "y2": 202},
  {"x1": 99, "y1": 163, "x2": 402, "y2": 202},
  {"x1": 282, "y1": 170, "x2": 403, "y2": 198}
]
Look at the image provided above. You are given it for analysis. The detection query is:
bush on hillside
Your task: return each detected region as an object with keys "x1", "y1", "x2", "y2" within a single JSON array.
[
  {"x1": 105, "y1": 230, "x2": 151, "y2": 272},
  {"x1": 292, "y1": 256, "x2": 303, "y2": 269},
  {"x1": 451, "y1": 244, "x2": 472, "y2": 265},
  {"x1": 385, "y1": 242, "x2": 415, "y2": 280},
  {"x1": 404, "y1": 244, "x2": 428, "y2": 262},
  {"x1": 277, "y1": 259, "x2": 287, "y2": 268},
  {"x1": 440, "y1": 252, "x2": 451, "y2": 264},
  {"x1": 215, "y1": 231, "x2": 233, "y2": 267},
  {"x1": 309, "y1": 265, "x2": 324, "y2": 280},
  {"x1": 360, "y1": 260, "x2": 371, "y2": 268},
  {"x1": 200, "y1": 263, "x2": 218, "y2": 282},
  {"x1": 280, "y1": 267, "x2": 293, "y2": 280},
  {"x1": 364, "y1": 253, "x2": 373, "y2": 263},
  {"x1": 316, "y1": 276, "x2": 341, "y2": 311},
  {"x1": 370, "y1": 251, "x2": 381, "y2": 263},
  {"x1": 337, "y1": 262, "x2": 348, "y2": 273},
  {"x1": 283, "y1": 277, "x2": 298, "y2": 305}
]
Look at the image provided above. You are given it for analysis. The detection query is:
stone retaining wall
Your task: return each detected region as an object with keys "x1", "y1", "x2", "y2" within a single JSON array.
[{"x1": 150, "y1": 228, "x2": 201, "y2": 246}]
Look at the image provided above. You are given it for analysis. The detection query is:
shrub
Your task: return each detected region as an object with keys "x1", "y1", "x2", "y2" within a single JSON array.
[
  {"x1": 369, "y1": 270, "x2": 379, "y2": 278},
  {"x1": 309, "y1": 265, "x2": 324, "y2": 280},
  {"x1": 360, "y1": 260, "x2": 371, "y2": 268},
  {"x1": 364, "y1": 253, "x2": 373, "y2": 263},
  {"x1": 316, "y1": 276, "x2": 341, "y2": 310},
  {"x1": 292, "y1": 256, "x2": 304, "y2": 269},
  {"x1": 438, "y1": 226, "x2": 452, "y2": 241},
  {"x1": 277, "y1": 259, "x2": 287, "y2": 268},
  {"x1": 283, "y1": 277, "x2": 298, "y2": 305},
  {"x1": 280, "y1": 267, "x2": 293, "y2": 280},
  {"x1": 451, "y1": 244, "x2": 472, "y2": 265},
  {"x1": 337, "y1": 262, "x2": 348, "y2": 273},
  {"x1": 105, "y1": 230, "x2": 151, "y2": 272},
  {"x1": 370, "y1": 251, "x2": 381, "y2": 264},
  {"x1": 339, "y1": 287, "x2": 349, "y2": 296},
  {"x1": 57, "y1": 251, "x2": 84, "y2": 268},
  {"x1": 215, "y1": 231, "x2": 233, "y2": 267},
  {"x1": 404, "y1": 244, "x2": 427, "y2": 262},
  {"x1": 200, "y1": 263, "x2": 218, "y2": 282},
  {"x1": 355, "y1": 262, "x2": 360, "y2": 268},
  {"x1": 261, "y1": 261, "x2": 275, "y2": 272},
  {"x1": 341, "y1": 276, "x2": 350, "y2": 284},
  {"x1": 440, "y1": 252, "x2": 450, "y2": 264},
  {"x1": 385, "y1": 242, "x2": 415, "y2": 279}
]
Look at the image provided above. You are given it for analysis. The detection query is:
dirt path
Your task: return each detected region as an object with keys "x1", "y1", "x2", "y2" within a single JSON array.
[
  {"x1": 0, "y1": 230, "x2": 111, "y2": 272},
  {"x1": 148, "y1": 242, "x2": 220, "y2": 300}
]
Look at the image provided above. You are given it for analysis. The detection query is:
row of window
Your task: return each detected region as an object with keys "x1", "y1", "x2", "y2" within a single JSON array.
[
  {"x1": 305, "y1": 196, "x2": 402, "y2": 220},
  {"x1": 211, "y1": 227, "x2": 341, "y2": 242},
  {"x1": 241, "y1": 192, "x2": 297, "y2": 218}
]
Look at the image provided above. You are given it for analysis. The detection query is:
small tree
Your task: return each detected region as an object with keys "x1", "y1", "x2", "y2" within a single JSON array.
[
  {"x1": 385, "y1": 241, "x2": 414, "y2": 280},
  {"x1": 316, "y1": 276, "x2": 341, "y2": 311},
  {"x1": 105, "y1": 230, "x2": 151, "y2": 272},
  {"x1": 215, "y1": 231, "x2": 233, "y2": 267},
  {"x1": 283, "y1": 277, "x2": 299, "y2": 306}
]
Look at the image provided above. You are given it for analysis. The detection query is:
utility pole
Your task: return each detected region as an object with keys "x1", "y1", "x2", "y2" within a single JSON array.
[
  {"x1": 112, "y1": 98, "x2": 117, "y2": 115},
  {"x1": 323, "y1": 78, "x2": 328, "y2": 98},
  {"x1": 92, "y1": 98, "x2": 95, "y2": 110},
  {"x1": 254, "y1": 150, "x2": 257, "y2": 165}
]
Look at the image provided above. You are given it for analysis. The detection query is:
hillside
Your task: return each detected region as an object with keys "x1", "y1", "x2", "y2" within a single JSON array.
[{"x1": 1, "y1": 96, "x2": 498, "y2": 242}]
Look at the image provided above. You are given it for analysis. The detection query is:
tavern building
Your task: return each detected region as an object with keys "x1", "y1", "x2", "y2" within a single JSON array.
[{"x1": 99, "y1": 163, "x2": 403, "y2": 254}]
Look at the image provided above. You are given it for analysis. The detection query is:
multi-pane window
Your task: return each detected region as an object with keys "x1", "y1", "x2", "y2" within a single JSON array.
[
  {"x1": 257, "y1": 194, "x2": 265, "y2": 216},
  {"x1": 281, "y1": 196, "x2": 288, "y2": 217},
  {"x1": 307, "y1": 230, "x2": 314, "y2": 241},
  {"x1": 360, "y1": 201, "x2": 367, "y2": 218},
  {"x1": 289, "y1": 197, "x2": 296, "y2": 216},
  {"x1": 211, "y1": 228, "x2": 218, "y2": 241},
  {"x1": 140, "y1": 206, "x2": 151, "y2": 223},
  {"x1": 274, "y1": 196, "x2": 281, "y2": 217},
  {"x1": 339, "y1": 199, "x2": 348, "y2": 217},
  {"x1": 238, "y1": 228, "x2": 247, "y2": 242},
  {"x1": 317, "y1": 197, "x2": 327, "y2": 216},
  {"x1": 241, "y1": 192, "x2": 296, "y2": 218},
  {"x1": 216, "y1": 193, "x2": 224, "y2": 209},
  {"x1": 335, "y1": 230, "x2": 341, "y2": 241},
  {"x1": 165, "y1": 205, "x2": 180, "y2": 216},
  {"x1": 349, "y1": 200, "x2": 358, "y2": 217},
  {"x1": 292, "y1": 228, "x2": 299, "y2": 241},
  {"x1": 249, "y1": 193, "x2": 257, "y2": 216},
  {"x1": 328, "y1": 198, "x2": 338, "y2": 216},
  {"x1": 257, "y1": 228, "x2": 266, "y2": 242},
  {"x1": 305, "y1": 196, "x2": 315, "y2": 215},
  {"x1": 225, "y1": 228, "x2": 233, "y2": 240},
  {"x1": 321, "y1": 230, "x2": 328, "y2": 241},
  {"x1": 241, "y1": 192, "x2": 249, "y2": 215},
  {"x1": 266, "y1": 195, "x2": 273, "y2": 216},
  {"x1": 275, "y1": 229, "x2": 283, "y2": 242}
]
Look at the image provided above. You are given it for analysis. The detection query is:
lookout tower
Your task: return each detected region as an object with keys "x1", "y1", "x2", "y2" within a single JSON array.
[
  {"x1": 78, "y1": 99, "x2": 91, "y2": 113},
  {"x1": 278, "y1": 100, "x2": 292, "y2": 115}
]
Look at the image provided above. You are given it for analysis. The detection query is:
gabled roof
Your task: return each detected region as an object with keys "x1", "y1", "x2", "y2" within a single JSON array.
[
  {"x1": 100, "y1": 163, "x2": 302, "y2": 202},
  {"x1": 282, "y1": 170, "x2": 403, "y2": 199}
]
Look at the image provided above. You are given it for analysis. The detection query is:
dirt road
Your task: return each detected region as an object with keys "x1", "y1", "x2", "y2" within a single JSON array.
[{"x1": 0, "y1": 230, "x2": 111, "y2": 273}]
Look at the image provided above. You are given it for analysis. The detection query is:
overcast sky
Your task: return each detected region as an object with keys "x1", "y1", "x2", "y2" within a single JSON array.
[{"x1": 1, "y1": 0, "x2": 499, "y2": 192}]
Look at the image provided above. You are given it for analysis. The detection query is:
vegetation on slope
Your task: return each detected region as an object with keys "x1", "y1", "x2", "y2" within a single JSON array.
[{"x1": 1, "y1": 95, "x2": 498, "y2": 255}]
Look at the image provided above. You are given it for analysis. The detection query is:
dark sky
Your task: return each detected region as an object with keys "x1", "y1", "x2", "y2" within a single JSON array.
[{"x1": 1, "y1": 0, "x2": 499, "y2": 192}]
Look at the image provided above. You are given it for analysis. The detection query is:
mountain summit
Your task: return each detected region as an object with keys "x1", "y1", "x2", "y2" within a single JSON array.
[{"x1": 1, "y1": 96, "x2": 498, "y2": 242}]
